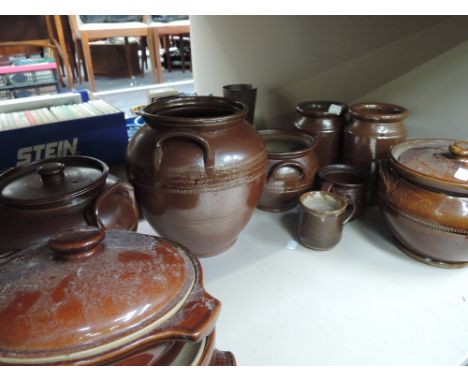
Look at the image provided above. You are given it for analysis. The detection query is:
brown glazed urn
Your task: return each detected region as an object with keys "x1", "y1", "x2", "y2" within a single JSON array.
[
  {"x1": 0, "y1": 227, "x2": 235, "y2": 365},
  {"x1": 0, "y1": 156, "x2": 139, "y2": 256},
  {"x1": 295, "y1": 101, "x2": 348, "y2": 166},
  {"x1": 343, "y1": 102, "x2": 408, "y2": 172},
  {"x1": 257, "y1": 129, "x2": 319, "y2": 212},
  {"x1": 379, "y1": 139, "x2": 468, "y2": 268},
  {"x1": 126, "y1": 96, "x2": 267, "y2": 257}
]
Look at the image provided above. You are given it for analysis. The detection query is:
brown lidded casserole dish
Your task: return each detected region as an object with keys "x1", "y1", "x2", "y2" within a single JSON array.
[
  {"x1": 0, "y1": 227, "x2": 235, "y2": 365},
  {"x1": 379, "y1": 139, "x2": 468, "y2": 268},
  {"x1": 0, "y1": 156, "x2": 139, "y2": 256}
]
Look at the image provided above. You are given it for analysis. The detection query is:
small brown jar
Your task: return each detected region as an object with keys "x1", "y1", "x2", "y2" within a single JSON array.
[
  {"x1": 294, "y1": 101, "x2": 348, "y2": 166},
  {"x1": 257, "y1": 129, "x2": 319, "y2": 212},
  {"x1": 343, "y1": 102, "x2": 408, "y2": 172}
]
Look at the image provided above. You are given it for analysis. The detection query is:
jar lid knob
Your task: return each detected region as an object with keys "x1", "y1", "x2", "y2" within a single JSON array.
[
  {"x1": 36, "y1": 162, "x2": 65, "y2": 186},
  {"x1": 449, "y1": 141, "x2": 468, "y2": 159},
  {"x1": 49, "y1": 227, "x2": 105, "y2": 259}
]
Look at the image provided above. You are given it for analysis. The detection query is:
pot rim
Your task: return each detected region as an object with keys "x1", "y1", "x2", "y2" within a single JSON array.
[
  {"x1": 0, "y1": 156, "x2": 109, "y2": 208},
  {"x1": 299, "y1": 191, "x2": 347, "y2": 217},
  {"x1": 259, "y1": 129, "x2": 317, "y2": 159},
  {"x1": 389, "y1": 138, "x2": 468, "y2": 196},
  {"x1": 317, "y1": 164, "x2": 373, "y2": 188},
  {"x1": 296, "y1": 100, "x2": 348, "y2": 118},
  {"x1": 350, "y1": 102, "x2": 408, "y2": 122},
  {"x1": 138, "y1": 96, "x2": 248, "y2": 129}
]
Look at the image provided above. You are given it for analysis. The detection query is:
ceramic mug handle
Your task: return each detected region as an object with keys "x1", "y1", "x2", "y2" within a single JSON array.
[
  {"x1": 153, "y1": 129, "x2": 215, "y2": 180},
  {"x1": 267, "y1": 161, "x2": 306, "y2": 182},
  {"x1": 343, "y1": 200, "x2": 357, "y2": 225},
  {"x1": 320, "y1": 180, "x2": 335, "y2": 193}
]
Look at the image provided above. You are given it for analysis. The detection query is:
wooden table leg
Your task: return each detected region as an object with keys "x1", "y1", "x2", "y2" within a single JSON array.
[
  {"x1": 53, "y1": 15, "x2": 73, "y2": 89},
  {"x1": 153, "y1": 29, "x2": 164, "y2": 83},
  {"x1": 80, "y1": 32, "x2": 96, "y2": 92}
]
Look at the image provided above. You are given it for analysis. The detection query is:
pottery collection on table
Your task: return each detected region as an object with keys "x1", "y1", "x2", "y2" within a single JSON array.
[{"x1": 0, "y1": 89, "x2": 466, "y2": 367}]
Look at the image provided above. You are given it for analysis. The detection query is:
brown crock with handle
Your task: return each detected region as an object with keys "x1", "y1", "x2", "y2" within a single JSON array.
[
  {"x1": 257, "y1": 129, "x2": 319, "y2": 212},
  {"x1": 294, "y1": 100, "x2": 348, "y2": 166},
  {"x1": 0, "y1": 227, "x2": 232, "y2": 365},
  {"x1": 0, "y1": 156, "x2": 139, "y2": 255},
  {"x1": 126, "y1": 96, "x2": 267, "y2": 257},
  {"x1": 379, "y1": 139, "x2": 468, "y2": 268}
]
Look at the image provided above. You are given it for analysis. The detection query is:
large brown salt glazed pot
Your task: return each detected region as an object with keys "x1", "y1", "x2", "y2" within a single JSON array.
[
  {"x1": 126, "y1": 96, "x2": 267, "y2": 257},
  {"x1": 0, "y1": 156, "x2": 139, "y2": 255},
  {"x1": 0, "y1": 227, "x2": 235, "y2": 365},
  {"x1": 257, "y1": 129, "x2": 319, "y2": 212},
  {"x1": 294, "y1": 100, "x2": 348, "y2": 166},
  {"x1": 379, "y1": 139, "x2": 468, "y2": 268}
]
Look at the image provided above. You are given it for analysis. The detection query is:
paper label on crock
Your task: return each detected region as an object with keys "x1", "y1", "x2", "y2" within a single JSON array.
[
  {"x1": 328, "y1": 104, "x2": 342, "y2": 115},
  {"x1": 454, "y1": 167, "x2": 468, "y2": 181}
]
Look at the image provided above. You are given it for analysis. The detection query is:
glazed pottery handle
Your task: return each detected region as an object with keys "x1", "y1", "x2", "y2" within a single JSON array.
[
  {"x1": 267, "y1": 161, "x2": 306, "y2": 182},
  {"x1": 94, "y1": 182, "x2": 139, "y2": 231},
  {"x1": 153, "y1": 129, "x2": 215, "y2": 178},
  {"x1": 320, "y1": 180, "x2": 334, "y2": 193},
  {"x1": 209, "y1": 350, "x2": 237, "y2": 366},
  {"x1": 343, "y1": 200, "x2": 356, "y2": 225}
]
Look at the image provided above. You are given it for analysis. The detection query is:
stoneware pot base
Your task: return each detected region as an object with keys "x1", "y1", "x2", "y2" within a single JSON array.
[{"x1": 393, "y1": 237, "x2": 468, "y2": 269}]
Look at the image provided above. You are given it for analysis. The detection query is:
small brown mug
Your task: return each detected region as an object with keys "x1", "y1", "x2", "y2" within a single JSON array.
[
  {"x1": 317, "y1": 164, "x2": 372, "y2": 221},
  {"x1": 298, "y1": 191, "x2": 355, "y2": 251}
]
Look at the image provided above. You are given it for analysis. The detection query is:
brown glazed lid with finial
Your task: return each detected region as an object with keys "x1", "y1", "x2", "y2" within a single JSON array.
[
  {"x1": 0, "y1": 228, "x2": 220, "y2": 365},
  {"x1": 389, "y1": 139, "x2": 468, "y2": 195}
]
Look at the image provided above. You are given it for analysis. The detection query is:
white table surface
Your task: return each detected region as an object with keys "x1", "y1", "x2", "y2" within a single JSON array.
[{"x1": 137, "y1": 206, "x2": 468, "y2": 366}]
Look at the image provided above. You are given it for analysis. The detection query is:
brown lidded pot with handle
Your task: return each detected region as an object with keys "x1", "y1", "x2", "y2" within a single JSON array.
[
  {"x1": 0, "y1": 227, "x2": 235, "y2": 365},
  {"x1": 257, "y1": 129, "x2": 319, "y2": 212},
  {"x1": 379, "y1": 139, "x2": 468, "y2": 268},
  {"x1": 126, "y1": 96, "x2": 267, "y2": 257},
  {"x1": 295, "y1": 100, "x2": 348, "y2": 166},
  {"x1": 0, "y1": 156, "x2": 139, "y2": 256}
]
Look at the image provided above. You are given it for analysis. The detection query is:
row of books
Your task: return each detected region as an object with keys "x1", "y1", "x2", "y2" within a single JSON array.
[{"x1": 0, "y1": 100, "x2": 120, "y2": 131}]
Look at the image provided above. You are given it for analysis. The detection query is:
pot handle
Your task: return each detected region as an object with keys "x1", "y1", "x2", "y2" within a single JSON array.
[
  {"x1": 152, "y1": 129, "x2": 215, "y2": 180},
  {"x1": 320, "y1": 180, "x2": 334, "y2": 193},
  {"x1": 267, "y1": 161, "x2": 306, "y2": 182},
  {"x1": 94, "y1": 182, "x2": 139, "y2": 231},
  {"x1": 343, "y1": 200, "x2": 357, "y2": 225}
]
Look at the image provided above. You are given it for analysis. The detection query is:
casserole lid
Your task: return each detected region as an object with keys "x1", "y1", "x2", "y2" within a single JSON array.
[
  {"x1": 0, "y1": 228, "x2": 198, "y2": 364},
  {"x1": 0, "y1": 156, "x2": 108, "y2": 207},
  {"x1": 390, "y1": 139, "x2": 468, "y2": 195}
]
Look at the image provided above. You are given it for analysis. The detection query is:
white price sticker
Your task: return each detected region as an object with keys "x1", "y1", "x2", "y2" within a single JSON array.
[
  {"x1": 454, "y1": 167, "x2": 468, "y2": 181},
  {"x1": 328, "y1": 104, "x2": 343, "y2": 115}
]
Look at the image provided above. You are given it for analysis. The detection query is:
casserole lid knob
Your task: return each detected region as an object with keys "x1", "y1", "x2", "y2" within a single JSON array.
[
  {"x1": 49, "y1": 227, "x2": 105, "y2": 258},
  {"x1": 449, "y1": 141, "x2": 468, "y2": 159}
]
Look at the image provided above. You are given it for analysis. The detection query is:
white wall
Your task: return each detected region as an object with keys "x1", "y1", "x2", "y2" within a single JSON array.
[{"x1": 190, "y1": 15, "x2": 468, "y2": 135}]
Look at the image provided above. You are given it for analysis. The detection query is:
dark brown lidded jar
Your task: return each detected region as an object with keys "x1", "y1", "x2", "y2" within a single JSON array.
[
  {"x1": 257, "y1": 129, "x2": 319, "y2": 212},
  {"x1": 126, "y1": 96, "x2": 267, "y2": 257},
  {"x1": 0, "y1": 156, "x2": 139, "y2": 255},
  {"x1": 294, "y1": 101, "x2": 348, "y2": 166},
  {"x1": 379, "y1": 139, "x2": 468, "y2": 268},
  {"x1": 0, "y1": 227, "x2": 235, "y2": 365}
]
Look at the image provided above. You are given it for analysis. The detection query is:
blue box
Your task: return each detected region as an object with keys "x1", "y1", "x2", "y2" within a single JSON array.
[{"x1": 0, "y1": 112, "x2": 128, "y2": 171}]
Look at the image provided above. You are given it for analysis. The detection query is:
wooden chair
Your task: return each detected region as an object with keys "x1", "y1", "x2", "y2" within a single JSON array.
[
  {"x1": 69, "y1": 15, "x2": 155, "y2": 92},
  {"x1": 148, "y1": 19, "x2": 190, "y2": 83},
  {"x1": 0, "y1": 15, "x2": 73, "y2": 88}
]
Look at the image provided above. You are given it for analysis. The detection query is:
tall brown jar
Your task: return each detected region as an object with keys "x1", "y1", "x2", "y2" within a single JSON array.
[
  {"x1": 294, "y1": 101, "x2": 348, "y2": 166},
  {"x1": 126, "y1": 96, "x2": 267, "y2": 257},
  {"x1": 343, "y1": 102, "x2": 408, "y2": 172}
]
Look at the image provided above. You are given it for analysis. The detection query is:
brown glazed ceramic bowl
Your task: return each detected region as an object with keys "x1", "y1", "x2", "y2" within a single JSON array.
[
  {"x1": 126, "y1": 96, "x2": 267, "y2": 257},
  {"x1": 0, "y1": 227, "x2": 230, "y2": 365},
  {"x1": 257, "y1": 129, "x2": 319, "y2": 212},
  {"x1": 294, "y1": 100, "x2": 348, "y2": 166},
  {"x1": 0, "y1": 156, "x2": 139, "y2": 255},
  {"x1": 379, "y1": 139, "x2": 468, "y2": 268}
]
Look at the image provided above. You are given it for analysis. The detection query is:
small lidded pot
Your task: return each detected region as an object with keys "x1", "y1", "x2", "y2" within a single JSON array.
[
  {"x1": 0, "y1": 227, "x2": 235, "y2": 365},
  {"x1": 294, "y1": 101, "x2": 348, "y2": 166},
  {"x1": 0, "y1": 156, "x2": 139, "y2": 255},
  {"x1": 257, "y1": 129, "x2": 319, "y2": 212},
  {"x1": 379, "y1": 139, "x2": 468, "y2": 268}
]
